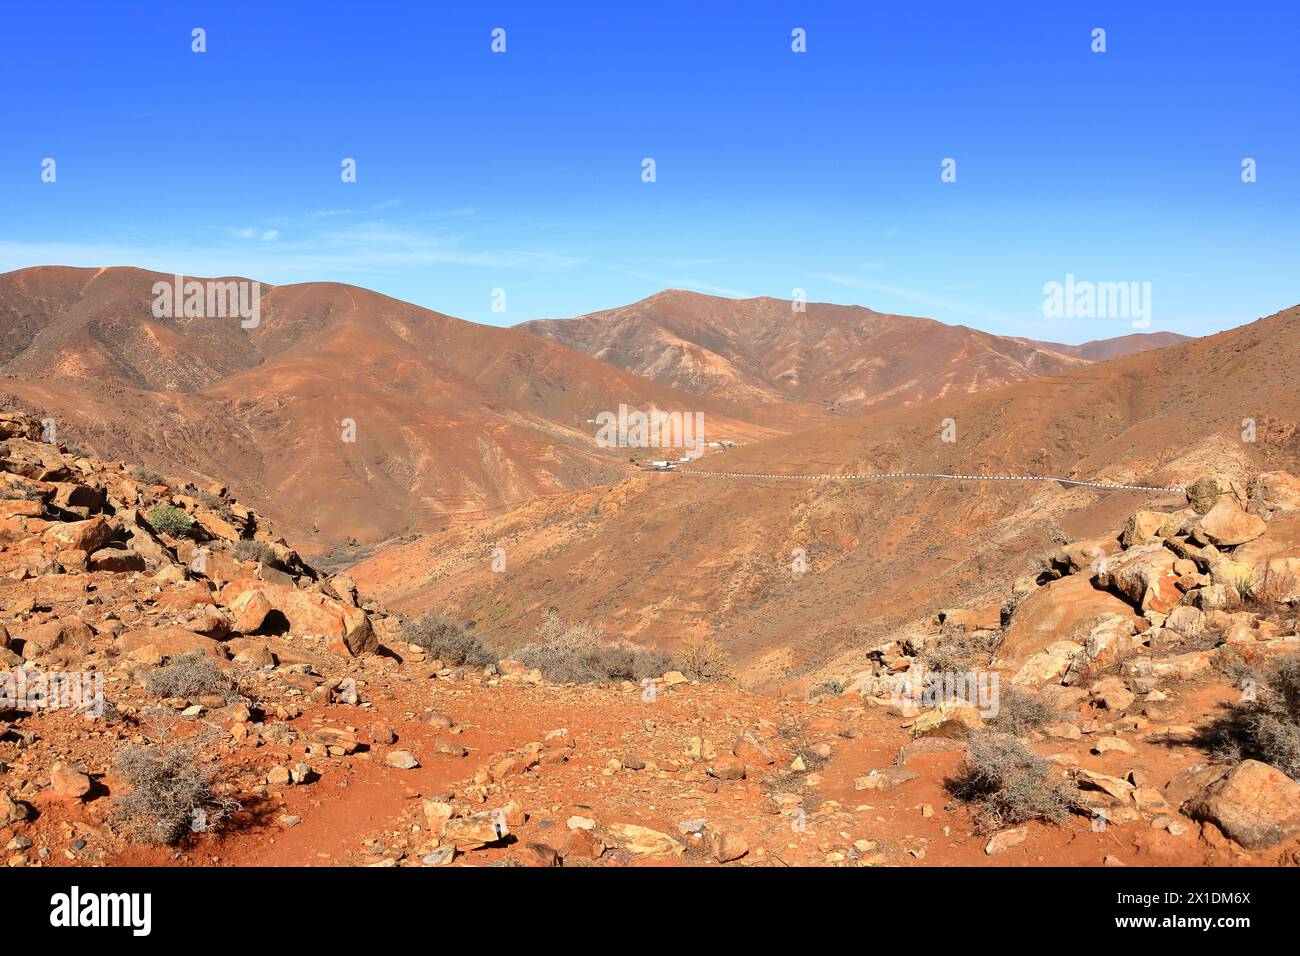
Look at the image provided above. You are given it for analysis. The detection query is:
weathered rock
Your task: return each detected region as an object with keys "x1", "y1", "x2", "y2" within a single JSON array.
[
  {"x1": 1085, "y1": 676, "x2": 1131, "y2": 711},
  {"x1": 1122, "y1": 510, "x2": 1168, "y2": 548},
  {"x1": 49, "y1": 762, "x2": 91, "y2": 799},
  {"x1": 1012, "y1": 640, "x2": 1084, "y2": 686},
  {"x1": 605, "y1": 823, "x2": 684, "y2": 857},
  {"x1": 308, "y1": 727, "x2": 359, "y2": 754},
  {"x1": 1197, "y1": 499, "x2": 1266, "y2": 547},
  {"x1": 0, "y1": 790, "x2": 30, "y2": 825},
  {"x1": 1091, "y1": 736, "x2": 1136, "y2": 755},
  {"x1": 117, "y1": 626, "x2": 224, "y2": 659},
  {"x1": 1075, "y1": 769, "x2": 1137, "y2": 804},
  {"x1": 41, "y1": 515, "x2": 117, "y2": 555},
  {"x1": 228, "y1": 589, "x2": 273, "y2": 634},
  {"x1": 489, "y1": 753, "x2": 539, "y2": 781},
  {"x1": 382, "y1": 749, "x2": 418, "y2": 775},
  {"x1": 1125, "y1": 650, "x2": 1213, "y2": 682},
  {"x1": 706, "y1": 827, "x2": 750, "y2": 863},
  {"x1": 1000, "y1": 574, "x2": 1142, "y2": 667},
  {"x1": 334, "y1": 603, "x2": 376, "y2": 657},
  {"x1": 984, "y1": 826, "x2": 1028, "y2": 855},
  {"x1": 854, "y1": 767, "x2": 918, "y2": 791},
  {"x1": 441, "y1": 813, "x2": 507, "y2": 850},
  {"x1": 522, "y1": 842, "x2": 560, "y2": 867},
  {"x1": 217, "y1": 580, "x2": 377, "y2": 655},
  {"x1": 87, "y1": 542, "x2": 146, "y2": 573},
  {"x1": 707, "y1": 755, "x2": 747, "y2": 780},
  {"x1": 422, "y1": 799, "x2": 454, "y2": 833},
  {"x1": 733, "y1": 731, "x2": 775, "y2": 765},
  {"x1": 1098, "y1": 543, "x2": 1182, "y2": 613},
  {"x1": 1164, "y1": 606, "x2": 1207, "y2": 639},
  {"x1": 1183, "y1": 760, "x2": 1300, "y2": 850},
  {"x1": 559, "y1": 825, "x2": 602, "y2": 861},
  {"x1": 433, "y1": 737, "x2": 467, "y2": 757}
]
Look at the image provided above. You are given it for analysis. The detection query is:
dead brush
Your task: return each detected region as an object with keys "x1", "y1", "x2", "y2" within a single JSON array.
[
  {"x1": 986, "y1": 686, "x2": 1057, "y2": 737},
  {"x1": 401, "y1": 610, "x2": 498, "y2": 668},
  {"x1": 1229, "y1": 560, "x2": 1298, "y2": 615},
  {"x1": 143, "y1": 652, "x2": 241, "y2": 703},
  {"x1": 515, "y1": 610, "x2": 675, "y2": 684},
  {"x1": 945, "y1": 730, "x2": 1078, "y2": 834},
  {"x1": 677, "y1": 635, "x2": 736, "y2": 683},
  {"x1": 110, "y1": 738, "x2": 241, "y2": 845},
  {"x1": 921, "y1": 623, "x2": 999, "y2": 673},
  {"x1": 1198, "y1": 652, "x2": 1300, "y2": 780}
]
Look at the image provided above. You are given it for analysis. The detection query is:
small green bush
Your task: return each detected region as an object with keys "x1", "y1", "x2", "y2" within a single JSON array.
[{"x1": 145, "y1": 503, "x2": 193, "y2": 537}]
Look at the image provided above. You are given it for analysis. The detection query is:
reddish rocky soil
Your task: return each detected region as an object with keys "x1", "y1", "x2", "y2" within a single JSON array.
[{"x1": 5, "y1": 409, "x2": 1300, "y2": 867}]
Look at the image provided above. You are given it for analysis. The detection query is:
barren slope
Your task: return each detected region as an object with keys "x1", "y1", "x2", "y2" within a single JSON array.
[
  {"x1": 355, "y1": 306, "x2": 1300, "y2": 685},
  {"x1": 519, "y1": 290, "x2": 1189, "y2": 412},
  {"x1": 0, "y1": 267, "x2": 777, "y2": 549}
]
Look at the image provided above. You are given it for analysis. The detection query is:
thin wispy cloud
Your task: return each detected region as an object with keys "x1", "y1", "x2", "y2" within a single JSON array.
[
  {"x1": 226, "y1": 226, "x2": 281, "y2": 241},
  {"x1": 611, "y1": 265, "x2": 749, "y2": 299},
  {"x1": 806, "y1": 272, "x2": 1011, "y2": 325},
  {"x1": 0, "y1": 213, "x2": 584, "y2": 283}
]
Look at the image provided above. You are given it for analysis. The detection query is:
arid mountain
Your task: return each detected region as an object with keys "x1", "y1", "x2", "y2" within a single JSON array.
[
  {"x1": 1022, "y1": 330, "x2": 1192, "y2": 363},
  {"x1": 355, "y1": 305, "x2": 1300, "y2": 686},
  {"x1": 518, "y1": 290, "x2": 1189, "y2": 412},
  {"x1": 0, "y1": 267, "x2": 779, "y2": 550}
]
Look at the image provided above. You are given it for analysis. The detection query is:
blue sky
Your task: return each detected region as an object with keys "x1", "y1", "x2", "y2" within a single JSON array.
[{"x1": 2, "y1": 1, "x2": 1296, "y2": 341}]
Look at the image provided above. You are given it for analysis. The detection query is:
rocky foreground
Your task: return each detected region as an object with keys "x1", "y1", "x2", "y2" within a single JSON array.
[{"x1": 2, "y1": 409, "x2": 1300, "y2": 867}]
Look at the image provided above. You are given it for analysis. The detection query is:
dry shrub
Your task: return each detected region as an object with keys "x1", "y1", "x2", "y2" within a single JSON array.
[
  {"x1": 144, "y1": 652, "x2": 239, "y2": 702},
  {"x1": 922, "y1": 624, "x2": 999, "y2": 672},
  {"x1": 401, "y1": 610, "x2": 497, "y2": 668},
  {"x1": 678, "y1": 635, "x2": 735, "y2": 683},
  {"x1": 111, "y1": 741, "x2": 240, "y2": 845},
  {"x1": 988, "y1": 685, "x2": 1057, "y2": 737},
  {"x1": 1200, "y1": 652, "x2": 1300, "y2": 780},
  {"x1": 946, "y1": 731, "x2": 1076, "y2": 834},
  {"x1": 1247, "y1": 561, "x2": 1298, "y2": 609},
  {"x1": 232, "y1": 539, "x2": 277, "y2": 565},
  {"x1": 129, "y1": 465, "x2": 166, "y2": 486},
  {"x1": 515, "y1": 610, "x2": 674, "y2": 684},
  {"x1": 808, "y1": 679, "x2": 846, "y2": 700}
]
